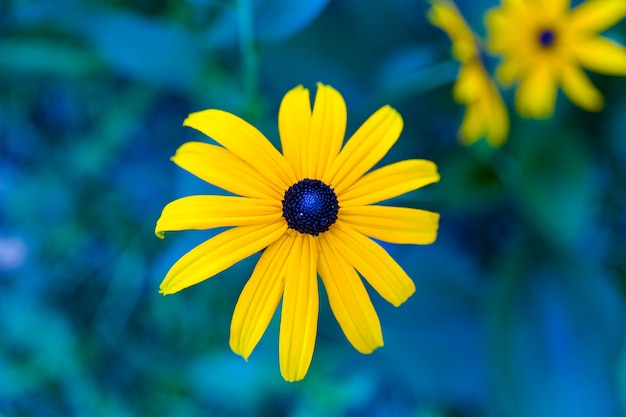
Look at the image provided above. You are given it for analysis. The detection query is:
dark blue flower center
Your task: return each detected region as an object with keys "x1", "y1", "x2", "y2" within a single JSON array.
[
  {"x1": 282, "y1": 179, "x2": 339, "y2": 236},
  {"x1": 538, "y1": 29, "x2": 556, "y2": 48}
]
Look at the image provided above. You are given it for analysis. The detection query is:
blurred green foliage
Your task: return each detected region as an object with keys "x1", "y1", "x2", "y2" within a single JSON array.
[{"x1": 1, "y1": 0, "x2": 626, "y2": 416}]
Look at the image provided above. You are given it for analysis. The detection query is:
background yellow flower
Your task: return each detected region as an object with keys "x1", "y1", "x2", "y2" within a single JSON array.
[
  {"x1": 428, "y1": 0, "x2": 509, "y2": 146},
  {"x1": 486, "y1": 0, "x2": 626, "y2": 118}
]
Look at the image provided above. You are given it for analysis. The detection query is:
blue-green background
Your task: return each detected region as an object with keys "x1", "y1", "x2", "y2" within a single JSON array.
[{"x1": 2, "y1": 0, "x2": 626, "y2": 416}]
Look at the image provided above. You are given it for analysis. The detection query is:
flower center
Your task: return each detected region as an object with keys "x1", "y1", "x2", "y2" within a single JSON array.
[
  {"x1": 538, "y1": 29, "x2": 556, "y2": 48},
  {"x1": 282, "y1": 178, "x2": 339, "y2": 236}
]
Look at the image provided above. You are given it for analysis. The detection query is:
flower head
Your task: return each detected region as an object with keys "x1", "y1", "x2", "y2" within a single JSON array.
[
  {"x1": 486, "y1": 0, "x2": 626, "y2": 118},
  {"x1": 428, "y1": 0, "x2": 509, "y2": 147},
  {"x1": 156, "y1": 84, "x2": 440, "y2": 381}
]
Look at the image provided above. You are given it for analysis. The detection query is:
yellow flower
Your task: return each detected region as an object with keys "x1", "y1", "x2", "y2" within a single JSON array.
[
  {"x1": 155, "y1": 84, "x2": 440, "y2": 381},
  {"x1": 486, "y1": 0, "x2": 626, "y2": 118},
  {"x1": 428, "y1": 0, "x2": 509, "y2": 147}
]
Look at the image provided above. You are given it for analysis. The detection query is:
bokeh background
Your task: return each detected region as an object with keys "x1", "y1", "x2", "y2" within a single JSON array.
[{"x1": 2, "y1": 0, "x2": 626, "y2": 416}]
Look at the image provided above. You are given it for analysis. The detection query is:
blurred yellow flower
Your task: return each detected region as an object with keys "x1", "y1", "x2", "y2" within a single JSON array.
[
  {"x1": 486, "y1": 0, "x2": 626, "y2": 118},
  {"x1": 155, "y1": 83, "x2": 440, "y2": 381},
  {"x1": 428, "y1": 0, "x2": 509, "y2": 147}
]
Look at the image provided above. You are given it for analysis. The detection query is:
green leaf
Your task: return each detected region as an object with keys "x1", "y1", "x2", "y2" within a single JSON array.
[
  {"x1": 254, "y1": 0, "x2": 332, "y2": 41},
  {"x1": 0, "y1": 38, "x2": 102, "y2": 77},
  {"x1": 85, "y1": 11, "x2": 204, "y2": 91},
  {"x1": 512, "y1": 126, "x2": 596, "y2": 251}
]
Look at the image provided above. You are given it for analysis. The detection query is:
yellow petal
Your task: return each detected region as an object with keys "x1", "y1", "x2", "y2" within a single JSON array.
[
  {"x1": 569, "y1": 0, "x2": 626, "y2": 33},
  {"x1": 458, "y1": 102, "x2": 486, "y2": 145},
  {"x1": 458, "y1": 72, "x2": 510, "y2": 147},
  {"x1": 495, "y1": 58, "x2": 524, "y2": 86},
  {"x1": 485, "y1": 86, "x2": 510, "y2": 147},
  {"x1": 279, "y1": 233, "x2": 319, "y2": 382},
  {"x1": 155, "y1": 196, "x2": 282, "y2": 238},
  {"x1": 537, "y1": 0, "x2": 570, "y2": 19},
  {"x1": 453, "y1": 63, "x2": 481, "y2": 103},
  {"x1": 230, "y1": 233, "x2": 294, "y2": 360},
  {"x1": 159, "y1": 222, "x2": 287, "y2": 295},
  {"x1": 184, "y1": 109, "x2": 296, "y2": 190},
  {"x1": 318, "y1": 235, "x2": 383, "y2": 353},
  {"x1": 485, "y1": 6, "x2": 527, "y2": 53},
  {"x1": 306, "y1": 83, "x2": 347, "y2": 180},
  {"x1": 325, "y1": 221, "x2": 415, "y2": 307},
  {"x1": 573, "y1": 37, "x2": 626, "y2": 75},
  {"x1": 279, "y1": 85, "x2": 311, "y2": 179},
  {"x1": 325, "y1": 106, "x2": 403, "y2": 195},
  {"x1": 340, "y1": 206, "x2": 440, "y2": 245},
  {"x1": 514, "y1": 62, "x2": 558, "y2": 118},
  {"x1": 171, "y1": 142, "x2": 283, "y2": 200},
  {"x1": 561, "y1": 64, "x2": 604, "y2": 111},
  {"x1": 500, "y1": 0, "x2": 531, "y2": 12},
  {"x1": 501, "y1": 0, "x2": 537, "y2": 23},
  {"x1": 427, "y1": 0, "x2": 478, "y2": 62},
  {"x1": 339, "y1": 159, "x2": 439, "y2": 207},
  {"x1": 484, "y1": 8, "x2": 507, "y2": 52}
]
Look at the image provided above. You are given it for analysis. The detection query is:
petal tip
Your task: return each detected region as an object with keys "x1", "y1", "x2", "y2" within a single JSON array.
[
  {"x1": 229, "y1": 333, "x2": 254, "y2": 362},
  {"x1": 182, "y1": 109, "x2": 220, "y2": 130},
  {"x1": 281, "y1": 371, "x2": 305, "y2": 383},
  {"x1": 392, "y1": 285, "x2": 416, "y2": 307},
  {"x1": 159, "y1": 281, "x2": 178, "y2": 295},
  {"x1": 355, "y1": 337, "x2": 385, "y2": 354},
  {"x1": 432, "y1": 169, "x2": 441, "y2": 184},
  {"x1": 230, "y1": 345, "x2": 251, "y2": 362},
  {"x1": 315, "y1": 81, "x2": 337, "y2": 92},
  {"x1": 364, "y1": 342, "x2": 385, "y2": 355},
  {"x1": 290, "y1": 84, "x2": 307, "y2": 94}
]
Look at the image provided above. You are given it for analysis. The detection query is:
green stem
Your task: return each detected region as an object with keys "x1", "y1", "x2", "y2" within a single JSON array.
[{"x1": 236, "y1": 0, "x2": 259, "y2": 106}]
